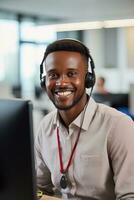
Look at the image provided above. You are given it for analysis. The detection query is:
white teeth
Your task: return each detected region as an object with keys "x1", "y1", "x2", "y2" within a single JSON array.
[{"x1": 57, "y1": 91, "x2": 72, "y2": 96}]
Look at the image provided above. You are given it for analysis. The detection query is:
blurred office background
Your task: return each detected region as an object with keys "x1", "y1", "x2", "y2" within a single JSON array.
[{"x1": 0, "y1": 0, "x2": 134, "y2": 134}]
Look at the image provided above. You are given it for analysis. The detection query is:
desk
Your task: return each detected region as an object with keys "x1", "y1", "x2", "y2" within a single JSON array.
[{"x1": 41, "y1": 195, "x2": 61, "y2": 200}]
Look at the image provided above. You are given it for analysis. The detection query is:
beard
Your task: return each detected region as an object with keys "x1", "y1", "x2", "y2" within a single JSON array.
[{"x1": 50, "y1": 89, "x2": 86, "y2": 111}]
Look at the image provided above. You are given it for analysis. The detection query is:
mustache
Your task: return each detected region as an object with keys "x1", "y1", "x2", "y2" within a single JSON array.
[{"x1": 54, "y1": 86, "x2": 75, "y2": 92}]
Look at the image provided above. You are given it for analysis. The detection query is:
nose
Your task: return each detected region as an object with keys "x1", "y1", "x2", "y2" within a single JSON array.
[{"x1": 56, "y1": 74, "x2": 69, "y2": 86}]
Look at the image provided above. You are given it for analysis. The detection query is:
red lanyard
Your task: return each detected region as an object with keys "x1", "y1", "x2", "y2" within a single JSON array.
[
  {"x1": 56, "y1": 125, "x2": 82, "y2": 174},
  {"x1": 56, "y1": 102, "x2": 88, "y2": 174}
]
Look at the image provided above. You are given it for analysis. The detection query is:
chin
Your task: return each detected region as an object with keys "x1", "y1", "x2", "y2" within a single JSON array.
[{"x1": 54, "y1": 103, "x2": 74, "y2": 111}]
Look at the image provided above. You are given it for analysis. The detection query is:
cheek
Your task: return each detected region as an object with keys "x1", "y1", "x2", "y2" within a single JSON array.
[
  {"x1": 45, "y1": 80, "x2": 55, "y2": 93},
  {"x1": 46, "y1": 77, "x2": 55, "y2": 87},
  {"x1": 75, "y1": 76, "x2": 85, "y2": 88},
  {"x1": 46, "y1": 80, "x2": 56, "y2": 97}
]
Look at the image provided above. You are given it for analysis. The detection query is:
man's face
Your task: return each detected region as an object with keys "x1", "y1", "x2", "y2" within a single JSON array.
[{"x1": 45, "y1": 51, "x2": 87, "y2": 110}]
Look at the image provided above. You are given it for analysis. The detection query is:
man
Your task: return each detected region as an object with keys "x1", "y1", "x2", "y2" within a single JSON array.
[{"x1": 35, "y1": 39, "x2": 134, "y2": 200}]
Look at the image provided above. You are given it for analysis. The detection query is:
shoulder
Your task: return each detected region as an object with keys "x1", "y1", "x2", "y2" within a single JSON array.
[
  {"x1": 96, "y1": 102, "x2": 130, "y2": 122},
  {"x1": 95, "y1": 102, "x2": 134, "y2": 134},
  {"x1": 87, "y1": 97, "x2": 132, "y2": 128},
  {"x1": 95, "y1": 103, "x2": 134, "y2": 152},
  {"x1": 96, "y1": 104, "x2": 134, "y2": 150}
]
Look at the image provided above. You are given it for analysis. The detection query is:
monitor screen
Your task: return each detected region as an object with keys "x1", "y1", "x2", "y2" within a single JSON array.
[
  {"x1": 92, "y1": 93, "x2": 129, "y2": 108},
  {"x1": 0, "y1": 99, "x2": 37, "y2": 200}
]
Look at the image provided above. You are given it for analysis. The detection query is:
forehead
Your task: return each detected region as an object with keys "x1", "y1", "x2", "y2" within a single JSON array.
[{"x1": 45, "y1": 51, "x2": 86, "y2": 68}]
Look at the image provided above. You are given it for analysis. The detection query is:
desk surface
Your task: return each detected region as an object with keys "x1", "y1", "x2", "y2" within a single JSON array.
[{"x1": 41, "y1": 195, "x2": 61, "y2": 200}]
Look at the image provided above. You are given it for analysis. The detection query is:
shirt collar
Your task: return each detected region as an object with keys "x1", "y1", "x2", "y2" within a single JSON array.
[
  {"x1": 53, "y1": 111, "x2": 58, "y2": 127},
  {"x1": 71, "y1": 97, "x2": 98, "y2": 131}
]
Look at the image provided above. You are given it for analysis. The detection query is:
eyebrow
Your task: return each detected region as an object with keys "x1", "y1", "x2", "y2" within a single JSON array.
[
  {"x1": 47, "y1": 67, "x2": 80, "y2": 73},
  {"x1": 46, "y1": 69, "x2": 56, "y2": 74}
]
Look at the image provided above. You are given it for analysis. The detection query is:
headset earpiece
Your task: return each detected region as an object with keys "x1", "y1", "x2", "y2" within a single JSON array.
[
  {"x1": 85, "y1": 55, "x2": 96, "y2": 88},
  {"x1": 40, "y1": 62, "x2": 46, "y2": 88},
  {"x1": 40, "y1": 76, "x2": 46, "y2": 88},
  {"x1": 85, "y1": 72, "x2": 96, "y2": 88}
]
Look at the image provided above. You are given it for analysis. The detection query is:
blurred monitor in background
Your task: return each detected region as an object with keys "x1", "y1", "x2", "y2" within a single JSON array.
[
  {"x1": 33, "y1": 86, "x2": 54, "y2": 117},
  {"x1": 92, "y1": 93, "x2": 134, "y2": 120},
  {"x1": 92, "y1": 93, "x2": 128, "y2": 108},
  {"x1": 34, "y1": 86, "x2": 43, "y2": 99},
  {"x1": 11, "y1": 84, "x2": 22, "y2": 98},
  {"x1": 95, "y1": 76, "x2": 110, "y2": 94}
]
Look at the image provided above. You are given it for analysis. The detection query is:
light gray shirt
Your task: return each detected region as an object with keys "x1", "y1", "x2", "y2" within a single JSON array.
[{"x1": 35, "y1": 98, "x2": 134, "y2": 200}]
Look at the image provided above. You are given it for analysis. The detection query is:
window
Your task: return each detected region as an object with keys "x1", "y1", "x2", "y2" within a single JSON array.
[
  {"x1": 20, "y1": 20, "x2": 57, "y2": 97},
  {"x1": 0, "y1": 19, "x2": 19, "y2": 84}
]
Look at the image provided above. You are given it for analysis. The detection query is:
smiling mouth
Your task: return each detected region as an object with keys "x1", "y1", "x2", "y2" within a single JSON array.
[{"x1": 55, "y1": 91, "x2": 73, "y2": 97}]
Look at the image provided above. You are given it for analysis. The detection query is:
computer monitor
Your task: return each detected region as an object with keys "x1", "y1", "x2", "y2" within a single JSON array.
[
  {"x1": 92, "y1": 93, "x2": 129, "y2": 108},
  {"x1": 0, "y1": 99, "x2": 37, "y2": 200}
]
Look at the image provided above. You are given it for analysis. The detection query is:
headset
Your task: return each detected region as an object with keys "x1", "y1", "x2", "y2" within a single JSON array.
[{"x1": 40, "y1": 39, "x2": 96, "y2": 89}]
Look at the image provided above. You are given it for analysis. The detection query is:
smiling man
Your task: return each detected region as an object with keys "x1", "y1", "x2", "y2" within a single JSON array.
[{"x1": 35, "y1": 39, "x2": 134, "y2": 200}]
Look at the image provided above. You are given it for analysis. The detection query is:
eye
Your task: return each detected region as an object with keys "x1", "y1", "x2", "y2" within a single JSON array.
[
  {"x1": 67, "y1": 71, "x2": 78, "y2": 78},
  {"x1": 48, "y1": 72, "x2": 58, "y2": 80}
]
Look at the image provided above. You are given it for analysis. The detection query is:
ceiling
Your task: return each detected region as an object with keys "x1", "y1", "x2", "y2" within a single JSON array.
[{"x1": 0, "y1": 0, "x2": 134, "y2": 24}]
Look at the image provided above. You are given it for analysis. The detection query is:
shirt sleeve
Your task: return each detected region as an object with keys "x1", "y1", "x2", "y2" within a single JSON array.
[
  {"x1": 35, "y1": 125, "x2": 54, "y2": 195},
  {"x1": 108, "y1": 115, "x2": 134, "y2": 199}
]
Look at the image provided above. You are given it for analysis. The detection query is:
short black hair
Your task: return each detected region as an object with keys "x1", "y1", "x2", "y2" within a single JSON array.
[{"x1": 43, "y1": 38, "x2": 90, "y2": 65}]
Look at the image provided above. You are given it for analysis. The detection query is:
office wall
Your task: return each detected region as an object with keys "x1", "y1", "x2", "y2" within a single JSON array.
[{"x1": 83, "y1": 27, "x2": 134, "y2": 93}]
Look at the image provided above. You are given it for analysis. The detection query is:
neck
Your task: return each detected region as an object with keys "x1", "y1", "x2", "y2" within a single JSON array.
[{"x1": 58, "y1": 93, "x2": 88, "y2": 127}]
